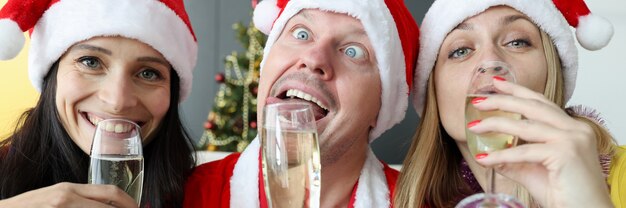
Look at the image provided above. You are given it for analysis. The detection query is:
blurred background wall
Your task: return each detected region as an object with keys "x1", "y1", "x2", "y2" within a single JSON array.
[
  {"x1": 0, "y1": 0, "x2": 38, "y2": 140},
  {"x1": 1, "y1": 0, "x2": 623, "y2": 164}
]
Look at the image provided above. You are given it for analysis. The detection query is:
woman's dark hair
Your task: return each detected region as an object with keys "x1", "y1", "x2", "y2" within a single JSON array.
[{"x1": 0, "y1": 62, "x2": 195, "y2": 207}]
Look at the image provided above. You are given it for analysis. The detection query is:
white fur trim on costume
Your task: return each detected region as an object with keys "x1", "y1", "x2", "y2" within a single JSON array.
[
  {"x1": 230, "y1": 137, "x2": 261, "y2": 207},
  {"x1": 28, "y1": 0, "x2": 197, "y2": 102},
  {"x1": 576, "y1": 14, "x2": 614, "y2": 51},
  {"x1": 0, "y1": 19, "x2": 25, "y2": 60},
  {"x1": 230, "y1": 137, "x2": 390, "y2": 207},
  {"x1": 253, "y1": 0, "x2": 280, "y2": 35},
  {"x1": 259, "y1": 0, "x2": 408, "y2": 142},
  {"x1": 413, "y1": 0, "x2": 578, "y2": 115},
  {"x1": 353, "y1": 148, "x2": 391, "y2": 208}
]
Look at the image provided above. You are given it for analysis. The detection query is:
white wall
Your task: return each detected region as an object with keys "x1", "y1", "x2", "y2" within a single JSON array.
[{"x1": 569, "y1": 0, "x2": 625, "y2": 145}]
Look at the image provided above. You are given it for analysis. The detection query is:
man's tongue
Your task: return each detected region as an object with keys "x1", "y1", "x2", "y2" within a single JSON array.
[{"x1": 282, "y1": 98, "x2": 326, "y2": 121}]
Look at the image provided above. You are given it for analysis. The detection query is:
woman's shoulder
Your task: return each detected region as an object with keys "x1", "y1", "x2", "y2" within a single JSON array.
[{"x1": 608, "y1": 145, "x2": 626, "y2": 207}]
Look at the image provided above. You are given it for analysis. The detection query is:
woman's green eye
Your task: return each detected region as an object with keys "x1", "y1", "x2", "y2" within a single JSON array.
[
  {"x1": 139, "y1": 70, "x2": 160, "y2": 81},
  {"x1": 79, "y1": 57, "x2": 101, "y2": 69}
]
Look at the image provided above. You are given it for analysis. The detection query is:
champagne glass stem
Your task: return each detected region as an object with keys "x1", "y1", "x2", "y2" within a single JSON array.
[
  {"x1": 482, "y1": 168, "x2": 497, "y2": 206},
  {"x1": 488, "y1": 168, "x2": 495, "y2": 194}
]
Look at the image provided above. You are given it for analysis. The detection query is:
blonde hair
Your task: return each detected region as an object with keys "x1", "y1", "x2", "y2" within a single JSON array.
[{"x1": 394, "y1": 31, "x2": 616, "y2": 208}]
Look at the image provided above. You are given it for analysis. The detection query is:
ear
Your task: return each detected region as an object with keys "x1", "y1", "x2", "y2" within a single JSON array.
[{"x1": 370, "y1": 114, "x2": 378, "y2": 129}]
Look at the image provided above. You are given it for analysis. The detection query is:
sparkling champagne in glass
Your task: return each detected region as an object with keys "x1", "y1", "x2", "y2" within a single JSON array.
[
  {"x1": 457, "y1": 61, "x2": 524, "y2": 208},
  {"x1": 261, "y1": 103, "x2": 321, "y2": 208},
  {"x1": 88, "y1": 119, "x2": 144, "y2": 206}
]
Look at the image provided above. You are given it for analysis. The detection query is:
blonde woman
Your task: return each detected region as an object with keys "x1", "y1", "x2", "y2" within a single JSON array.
[{"x1": 396, "y1": 0, "x2": 625, "y2": 207}]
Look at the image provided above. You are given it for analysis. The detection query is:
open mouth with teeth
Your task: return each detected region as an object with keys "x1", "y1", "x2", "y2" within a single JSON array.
[
  {"x1": 276, "y1": 89, "x2": 329, "y2": 121},
  {"x1": 82, "y1": 112, "x2": 144, "y2": 134}
]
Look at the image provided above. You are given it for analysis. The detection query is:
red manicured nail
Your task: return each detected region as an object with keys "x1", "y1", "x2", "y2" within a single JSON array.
[
  {"x1": 475, "y1": 153, "x2": 489, "y2": 159},
  {"x1": 493, "y1": 76, "x2": 506, "y2": 81},
  {"x1": 471, "y1": 97, "x2": 487, "y2": 104},
  {"x1": 467, "y1": 120, "x2": 481, "y2": 128},
  {"x1": 506, "y1": 142, "x2": 514, "y2": 148}
]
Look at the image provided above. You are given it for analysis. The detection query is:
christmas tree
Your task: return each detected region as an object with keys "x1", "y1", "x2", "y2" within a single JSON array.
[{"x1": 197, "y1": 21, "x2": 266, "y2": 152}]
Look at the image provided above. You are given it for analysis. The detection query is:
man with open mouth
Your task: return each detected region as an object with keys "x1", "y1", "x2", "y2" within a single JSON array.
[{"x1": 185, "y1": 0, "x2": 419, "y2": 207}]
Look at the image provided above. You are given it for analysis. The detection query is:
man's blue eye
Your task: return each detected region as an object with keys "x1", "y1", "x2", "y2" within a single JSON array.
[
  {"x1": 292, "y1": 28, "x2": 310, "y2": 40},
  {"x1": 344, "y1": 46, "x2": 365, "y2": 59}
]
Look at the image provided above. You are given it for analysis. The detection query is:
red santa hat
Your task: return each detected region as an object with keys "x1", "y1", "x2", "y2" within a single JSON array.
[
  {"x1": 412, "y1": 0, "x2": 614, "y2": 115},
  {"x1": 253, "y1": 0, "x2": 420, "y2": 142},
  {"x1": 0, "y1": 0, "x2": 198, "y2": 102}
]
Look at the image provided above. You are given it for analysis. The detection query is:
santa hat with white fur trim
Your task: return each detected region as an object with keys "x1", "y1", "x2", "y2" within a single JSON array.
[
  {"x1": 412, "y1": 0, "x2": 614, "y2": 115},
  {"x1": 253, "y1": 0, "x2": 420, "y2": 142},
  {"x1": 0, "y1": 0, "x2": 198, "y2": 102}
]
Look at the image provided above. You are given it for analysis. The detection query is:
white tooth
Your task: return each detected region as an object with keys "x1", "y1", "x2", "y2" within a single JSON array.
[
  {"x1": 317, "y1": 101, "x2": 328, "y2": 110},
  {"x1": 318, "y1": 104, "x2": 325, "y2": 110},
  {"x1": 115, "y1": 124, "x2": 124, "y2": 133},
  {"x1": 296, "y1": 91, "x2": 305, "y2": 99},
  {"x1": 106, "y1": 122, "x2": 115, "y2": 132},
  {"x1": 303, "y1": 93, "x2": 312, "y2": 101},
  {"x1": 286, "y1": 89, "x2": 295, "y2": 97}
]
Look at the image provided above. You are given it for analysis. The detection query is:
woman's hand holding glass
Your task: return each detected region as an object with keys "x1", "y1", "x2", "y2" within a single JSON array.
[
  {"x1": 458, "y1": 61, "x2": 524, "y2": 208},
  {"x1": 0, "y1": 183, "x2": 138, "y2": 208},
  {"x1": 468, "y1": 77, "x2": 612, "y2": 207}
]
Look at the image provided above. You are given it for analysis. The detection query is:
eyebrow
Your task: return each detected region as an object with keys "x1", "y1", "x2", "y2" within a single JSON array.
[
  {"x1": 299, "y1": 10, "x2": 314, "y2": 22},
  {"x1": 454, "y1": 22, "x2": 473, "y2": 31},
  {"x1": 137, "y1": 57, "x2": 170, "y2": 68},
  {"x1": 72, "y1": 44, "x2": 112, "y2": 55},
  {"x1": 453, "y1": 14, "x2": 532, "y2": 32},
  {"x1": 500, "y1": 14, "x2": 531, "y2": 26}
]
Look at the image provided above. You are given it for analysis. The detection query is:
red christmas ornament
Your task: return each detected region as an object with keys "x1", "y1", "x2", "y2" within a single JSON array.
[
  {"x1": 251, "y1": 0, "x2": 258, "y2": 9},
  {"x1": 215, "y1": 73, "x2": 225, "y2": 83},
  {"x1": 252, "y1": 86, "x2": 258, "y2": 96},
  {"x1": 204, "y1": 121, "x2": 215, "y2": 130},
  {"x1": 250, "y1": 121, "x2": 257, "y2": 129}
]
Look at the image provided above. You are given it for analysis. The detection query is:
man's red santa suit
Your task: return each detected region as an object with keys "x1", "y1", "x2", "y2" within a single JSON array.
[
  {"x1": 185, "y1": 140, "x2": 401, "y2": 207},
  {"x1": 184, "y1": 0, "x2": 419, "y2": 207}
]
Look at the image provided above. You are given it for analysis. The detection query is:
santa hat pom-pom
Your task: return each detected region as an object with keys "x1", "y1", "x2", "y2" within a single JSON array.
[
  {"x1": 576, "y1": 14, "x2": 614, "y2": 51},
  {"x1": 253, "y1": 0, "x2": 280, "y2": 35},
  {"x1": 0, "y1": 19, "x2": 25, "y2": 60}
]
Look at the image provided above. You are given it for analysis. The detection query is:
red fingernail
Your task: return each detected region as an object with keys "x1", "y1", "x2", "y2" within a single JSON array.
[
  {"x1": 475, "y1": 153, "x2": 489, "y2": 159},
  {"x1": 467, "y1": 120, "x2": 481, "y2": 128},
  {"x1": 493, "y1": 76, "x2": 506, "y2": 81},
  {"x1": 471, "y1": 97, "x2": 487, "y2": 104}
]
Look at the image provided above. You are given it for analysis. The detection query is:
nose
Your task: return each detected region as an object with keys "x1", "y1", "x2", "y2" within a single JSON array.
[
  {"x1": 477, "y1": 44, "x2": 507, "y2": 63},
  {"x1": 297, "y1": 41, "x2": 334, "y2": 80},
  {"x1": 98, "y1": 71, "x2": 138, "y2": 112}
]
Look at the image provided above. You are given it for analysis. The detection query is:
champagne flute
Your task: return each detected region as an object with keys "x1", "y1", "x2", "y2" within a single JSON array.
[
  {"x1": 261, "y1": 103, "x2": 321, "y2": 208},
  {"x1": 457, "y1": 61, "x2": 525, "y2": 208},
  {"x1": 88, "y1": 119, "x2": 144, "y2": 206}
]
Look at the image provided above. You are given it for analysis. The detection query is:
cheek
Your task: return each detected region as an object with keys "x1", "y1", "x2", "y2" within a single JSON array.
[
  {"x1": 55, "y1": 72, "x2": 94, "y2": 153},
  {"x1": 339, "y1": 73, "x2": 381, "y2": 120},
  {"x1": 434, "y1": 69, "x2": 468, "y2": 141},
  {"x1": 145, "y1": 90, "x2": 170, "y2": 122},
  {"x1": 511, "y1": 48, "x2": 549, "y2": 92},
  {"x1": 520, "y1": 58, "x2": 548, "y2": 93},
  {"x1": 257, "y1": 51, "x2": 290, "y2": 112}
]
